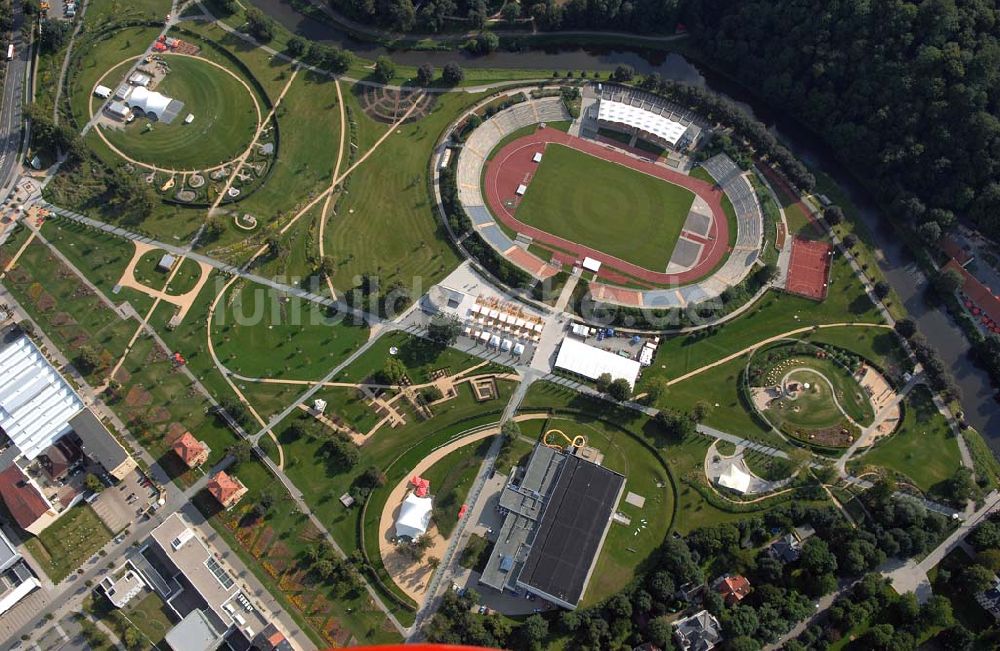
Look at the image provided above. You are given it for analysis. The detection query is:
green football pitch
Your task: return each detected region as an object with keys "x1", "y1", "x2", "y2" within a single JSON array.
[
  {"x1": 101, "y1": 56, "x2": 260, "y2": 170},
  {"x1": 514, "y1": 143, "x2": 695, "y2": 271}
]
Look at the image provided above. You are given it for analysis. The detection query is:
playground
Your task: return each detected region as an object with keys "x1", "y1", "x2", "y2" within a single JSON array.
[{"x1": 747, "y1": 342, "x2": 876, "y2": 447}]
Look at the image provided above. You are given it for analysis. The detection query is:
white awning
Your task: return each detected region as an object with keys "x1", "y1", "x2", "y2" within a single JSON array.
[
  {"x1": 582, "y1": 257, "x2": 602, "y2": 273},
  {"x1": 516, "y1": 184, "x2": 527, "y2": 196},
  {"x1": 718, "y1": 465, "x2": 752, "y2": 494},
  {"x1": 597, "y1": 99, "x2": 687, "y2": 146},
  {"x1": 553, "y1": 337, "x2": 641, "y2": 388},
  {"x1": 532, "y1": 152, "x2": 543, "y2": 163},
  {"x1": 395, "y1": 493, "x2": 432, "y2": 539}
]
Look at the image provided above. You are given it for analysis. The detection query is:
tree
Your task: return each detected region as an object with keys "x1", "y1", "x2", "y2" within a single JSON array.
[
  {"x1": 612, "y1": 64, "x2": 635, "y2": 81},
  {"x1": 607, "y1": 378, "x2": 632, "y2": 401},
  {"x1": 644, "y1": 378, "x2": 667, "y2": 404},
  {"x1": 646, "y1": 615, "x2": 673, "y2": 649},
  {"x1": 358, "y1": 465, "x2": 387, "y2": 489},
  {"x1": 842, "y1": 233, "x2": 859, "y2": 249},
  {"x1": 957, "y1": 563, "x2": 995, "y2": 594},
  {"x1": 39, "y1": 20, "x2": 72, "y2": 53},
  {"x1": 286, "y1": 36, "x2": 306, "y2": 57},
  {"x1": 501, "y1": 2, "x2": 520, "y2": 22},
  {"x1": 894, "y1": 318, "x2": 917, "y2": 339},
  {"x1": 373, "y1": 55, "x2": 395, "y2": 83},
  {"x1": 969, "y1": 520, "x2": 1000, "y2": 550},
  {"x1": 823, "y1": 205, "x2": 844, "y2": 225},
  {"x1": 655, "y1": 409, "x2": 696, "y2": 441},
  {"x1": 934, "y1": 267, "x2": 964, "y2": 296},
  {"x1": 513, "y1": 614, "x2": 548, "y2": 651},
  {"x1": 416, "y1": 63, "x2": 435, "y2": 86},
  {"x1": 228, "y1": 440, "x2": 254, "y2": 466},
  {"x1": 917, "y1": 221, "x2": 942, "y2": 244},
  {"x1": 873, "y1": 281, "x2": 890, "y2": 299},
  {"x1": 244, "y1": 7, "x2": 275, "y2": 42},
  {"x1": 919, "y1": 594, "x2": 954, "y2": 630},
  {"x1": 380, "y1": 357, "x2": 408, "y2": 385},
  {"x1": 944, "y1": 467, "x2": 977, "y2": 503},
  {"x1": 800, "y1": 538, "x2": 838, "y2": 576},
  {"x1": 442, "y1": 62, "x2": 464, "y2": 85},
  {"x1": 123, "y1": 627, "x2": 142, "y2": 650},
  {"x1": 595, "y1": 372, "x2": 613, "y2": 393},
  {"x1": 427, "y1": 316, "x2": 462, "y2": 346},
  {"x1": 75, "y1": 346, "x2": 102, "y2": 374},
  {"x1": 84, "y1": 474, "x2": 104, "y2": 493}
]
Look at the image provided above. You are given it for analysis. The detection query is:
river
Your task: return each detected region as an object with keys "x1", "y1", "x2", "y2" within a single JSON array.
[{"x1": 249, "y1": 0, "x2": 1000, "y2": 451}]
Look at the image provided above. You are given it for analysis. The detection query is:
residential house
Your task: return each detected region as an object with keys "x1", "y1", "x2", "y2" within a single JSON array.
[
  {"x1": 172, "y1": 432, "x2": 210, "y2": 469},
  {"x1": 673, "y1": 609, "x2": 722, "y2": 651},
  {"x1": 206, "y1": 471, "x2": 247, "y2": 510},
  {"x1": 713, "y1": 574, "x2": 751, "y2": 606}
]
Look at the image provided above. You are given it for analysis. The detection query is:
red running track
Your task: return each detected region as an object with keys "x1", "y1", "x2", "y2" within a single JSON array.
[{"x1": 483, "y1": 127, "x2": 731, "y2": 286}]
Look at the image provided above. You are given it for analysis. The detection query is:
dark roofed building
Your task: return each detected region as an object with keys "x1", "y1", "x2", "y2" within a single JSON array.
[
  {"x1": 479, "y1": 443, "x2": 625, "y2": 609},
  {"x1": 516, "y1": 455, "x2": 626, "y2": 608},
  {"x1": 673, "y1": 609, "x2": 722, "y2": 651},
  {"x1": 767, "y1": 534, "x2": 802, "y2": 564},
  {"x1": 69, "y1": 409, "x2": 136, "y2": 481}
]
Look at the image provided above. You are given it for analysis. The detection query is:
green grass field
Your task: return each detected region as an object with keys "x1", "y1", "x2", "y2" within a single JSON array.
[
  {"x1": 100, "y1": 55, "x2": 259, "y2": 169},
  {"x1": 515, "y1": 144, "x2": 695, "y2": 271},
  {"x1": 25, "y1": 505, "x2": 112, "y2": 582},
  {"x1": 851, "y1": 386, "x2": 961, "y2": 494},
  {"x1": 421, "y1": 436, "x2": 494, "y2": 538}
]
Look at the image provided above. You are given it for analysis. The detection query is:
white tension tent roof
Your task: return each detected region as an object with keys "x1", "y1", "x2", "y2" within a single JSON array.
[
  {"x1": 718, "y1": 465, "x2": 752, "y2": 494},
  {"x1": 597, "y1": 99, "x2": 688, "y2": 147},
  {"x1": 554, "y1": 337, "x2": 641, "y2": 388},
  {"x1": 0, "y1": 334, "x2": 84, "y2": 461},
  {"x1": 394, "y1": 493, "x2": 432, "y2": 539},
  {"x1": 126, "y1": 86, "x2": 173, "y2": 118}
]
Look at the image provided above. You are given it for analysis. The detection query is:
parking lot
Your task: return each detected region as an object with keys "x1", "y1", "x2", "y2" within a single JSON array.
[{"x1": 90, "y1": 469, "x2": 158, "y2": 533}]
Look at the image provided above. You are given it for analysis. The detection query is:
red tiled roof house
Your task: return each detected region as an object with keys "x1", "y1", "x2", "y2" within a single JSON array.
[
  {"x1": 0, "y1": 466, "x2": 60, "y2": 535},
  {"x1": 206, "y1": 471, "x2": 247, "y2": 510},
  {"x1": 172, "y1": 432, "x2": 210, "y2": 469},
  {"x1": 715, "y1": 574, "x2": 752, "y2": 606}
]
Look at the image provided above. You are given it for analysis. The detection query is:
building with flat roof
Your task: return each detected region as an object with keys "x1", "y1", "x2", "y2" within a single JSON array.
[
  {"x1": 70, "y1": 409, "x2": 136, "y2": 481},
  {"x1": 479, "y1": 443, "x2": 625, "y2": 609},
  {"x1": 0, "y1": 528, "x2": 41, "y2": 616},
  {"x1": 137, "y1": 513, "x2": 275, "y2": 647},
  {"x1": 554, "y1": 336, "x2": 641, "y2": 388}
]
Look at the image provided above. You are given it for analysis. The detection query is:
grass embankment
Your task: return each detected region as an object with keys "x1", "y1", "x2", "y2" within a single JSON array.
[{"x1": 25, "y1": 505, "x2": 112, "y2": 582}]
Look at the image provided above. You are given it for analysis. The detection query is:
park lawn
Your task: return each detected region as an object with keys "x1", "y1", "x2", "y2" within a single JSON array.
[
  {"x1": 333, "y1": 331, "x2": 488, "y2": 385},
  {"x1": 0, "y1": 237, "x2": 137, "y2": 383},
  {"x1": 421, "y1": 436, "x2": 495, "y2": 538},
  {"x1": 515, "y1": 143, "x2": 695, "y2": 271},
  {"x1": 210, "y1": 280, "x2": 369, "y2": 380},
  {"x1": 85, "y1": 0, "x2": 173, "y2": 26},
  {"x1": 25, "y1": 505, "x2": 112, "y2": 582},
  {"x1": 163, "y1": 257, "x2": 206, "y2": 295},
  {"x1": 121, "y1": 591, "x2": 174, "y2": 647},
  {"x1": 286, "y1": 381, "x2": 512, "y2": 608},
  {"x1": 638, "y1": 253, "x2": 883, "y2": 387},
  {"x1": 850, "y1": 386, "x2": 961, "y2": 495},
  {"x1": 100, "y1": 55, "x2": 260, "y2": 170},
  {"x1": 660, "y1": 357, "x2": 784, "y2": 447},
  {"x1": 192, "y1": 456, "x2": 404, "y2": 647},
  {"x1": 323, "y1": 88, "x2": 477, "y2": 296},
  {"x1": 115, "y1": 334, "x2": 238, "y2": 482},
  {"x1": 800, "y1": 324, "x2": 910, "y2": 377},
  {"x1": 495, "y1": 435, "x2": 537, "y2": 476},
  {"x1": 519, "y1": 415, "x2": 674, "y2": 607}
]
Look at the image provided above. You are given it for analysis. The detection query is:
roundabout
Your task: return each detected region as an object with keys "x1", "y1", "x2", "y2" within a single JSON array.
[{"x1": 89, "y1": 53, "x2": 265, "y2": 173}]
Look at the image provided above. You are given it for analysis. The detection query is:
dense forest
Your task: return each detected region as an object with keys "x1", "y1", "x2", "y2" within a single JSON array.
[
  {"x1": 683, "y1": 0, "x2": 1000, "y2": 237},
  {"x1": 330, "y1": 0, "x2": 683, "y2": 33}
]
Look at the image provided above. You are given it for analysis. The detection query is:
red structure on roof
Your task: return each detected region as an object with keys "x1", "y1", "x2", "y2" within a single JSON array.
[
  {"x1": 716, "y1": 574, "x2": 752, "y2": 605},
  {"x1": 458, "y1": 504, "x2": 468, "y2": 519},
  {"x1": 410, "y1": 476, "x2": 430, "y2": 497},
  {"x1": 0, "y1": 465, "x2": 50, "y2": 532}
]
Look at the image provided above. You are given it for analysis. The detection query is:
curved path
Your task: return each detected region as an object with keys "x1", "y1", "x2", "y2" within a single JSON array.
[
  {"x1": 665, "y1": 322, "x2": 893, "y2": 386},
  {"x1": 483, "y1": 127, "x2": 729, "y2": 285},
  {"x1": 779, "y1": 367, "x2": 864, "y2": 429},
  {"x1": 88, "y1": 53, "x2": 264, "y2": 174}
]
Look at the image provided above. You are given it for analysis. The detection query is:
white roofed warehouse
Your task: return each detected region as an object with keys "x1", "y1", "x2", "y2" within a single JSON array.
[{"x1": 554, "y1": 336, "x2": 641, "y2": 388}]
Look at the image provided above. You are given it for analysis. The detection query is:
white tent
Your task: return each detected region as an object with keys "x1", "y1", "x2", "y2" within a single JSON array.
[
  {"x1": 394, "y1": 493, "x2": 432, "y2": 539},
  {"x1": 717, "y1": 465, "x2": 752, "y2": 494},
  {"x1": 553, "y1": 336, "x2": 641, "y2": 388},
  {"x1": 582, "y1": 257, "x2": 602, "y2": 273},
  {"x1": 126, "y1": 86, "x2": 173, "y2": 119}
]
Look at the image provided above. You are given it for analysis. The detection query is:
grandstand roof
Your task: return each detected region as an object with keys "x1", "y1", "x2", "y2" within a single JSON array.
[
  {"x1": 554, "y1": 336, "x2": 641, "y2": 388},
  {"x1": 0, "y1": 328, "x2": 83, "y2": 461},
  {"x1": 597, "y1": 99, "x2": 687, "y2": 146}
]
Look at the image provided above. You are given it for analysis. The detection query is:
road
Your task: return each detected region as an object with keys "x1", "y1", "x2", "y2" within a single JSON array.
[{"x1": 0, "y1": 0, "x2": 27, "y2": 196}]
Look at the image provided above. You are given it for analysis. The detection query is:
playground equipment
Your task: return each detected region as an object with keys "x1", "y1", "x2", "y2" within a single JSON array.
[
  {"x1": 543, "y1": 428, "x2": 586, "y2": 450},
  {"x1": 160, "y1": 177, "x2": 175, "y2": 192}
]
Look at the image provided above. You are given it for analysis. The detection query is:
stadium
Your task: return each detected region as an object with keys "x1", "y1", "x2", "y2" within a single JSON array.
[{"x1": 445, "y1": 85, "x2": 769, "y2": 311}]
